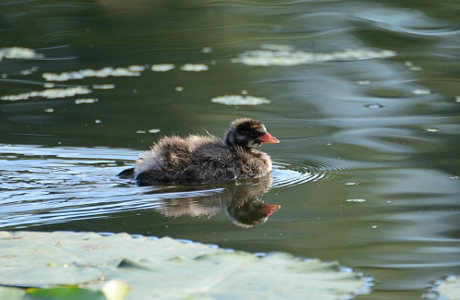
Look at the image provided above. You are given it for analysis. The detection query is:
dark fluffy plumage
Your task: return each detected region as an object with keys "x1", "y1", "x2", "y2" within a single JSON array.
[{"x1": 119, "y1": 118, "x2": 279, "y2": 185}]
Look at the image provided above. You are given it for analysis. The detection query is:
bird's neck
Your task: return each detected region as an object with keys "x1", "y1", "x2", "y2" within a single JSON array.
[
  {"x1": 230, "y1": 144, "x2": 254, "y2": 154},
  {"x1": 225, "y1": 131, "x2": 254, "y2": 152},
  {"x1": 225, "y1": 131, "x2": 235, "y2": 146}
]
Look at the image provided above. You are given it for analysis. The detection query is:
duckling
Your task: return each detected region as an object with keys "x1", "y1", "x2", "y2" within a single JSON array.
[{"x1": 118, "y1": 118, "x2": 279, "y2": 185}]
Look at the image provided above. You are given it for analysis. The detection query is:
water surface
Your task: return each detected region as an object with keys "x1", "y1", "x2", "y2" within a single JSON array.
[{"x1": 1, "y1": 1, "x2": 460, "y2": 299}]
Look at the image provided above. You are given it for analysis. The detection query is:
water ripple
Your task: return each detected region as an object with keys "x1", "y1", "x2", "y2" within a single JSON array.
[
  {"x1": 0, "y1": 144, "x2": 351, "y2": 228},
  {"x1": 272, "y1": 159, "x2": 345, "y2": 188},
  {"x1": 354, "y1": 8, "x2": 460, "y2": 36}
]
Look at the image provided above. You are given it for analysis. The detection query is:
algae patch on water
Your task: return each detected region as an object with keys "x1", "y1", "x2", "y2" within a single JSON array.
[{"x1": 0, "y1": 231, "x2": 371, "y2": 300}]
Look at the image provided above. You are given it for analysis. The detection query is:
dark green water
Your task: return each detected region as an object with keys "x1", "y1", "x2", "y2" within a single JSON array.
[{"x1": 1, "y1": 1, "x2": 460, "y2": 299}]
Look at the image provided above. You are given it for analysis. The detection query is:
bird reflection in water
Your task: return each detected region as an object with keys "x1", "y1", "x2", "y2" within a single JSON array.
[{"x1": 143, "y1": 176, "x2": 280, "y2": 228}]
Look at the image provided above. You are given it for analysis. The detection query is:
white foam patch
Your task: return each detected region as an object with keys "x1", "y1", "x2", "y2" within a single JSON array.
[
  {"x1": 346, "y1": 199, "x2": 367, "y2": 203},
  {"x1": 211, "y1": 95, "x2": 271, "y2": 105},
  {"x1": 1, "y1": 87, "x2": 92, "y2": 101},
  {"x1": 233, "y1": 47, "x2": 396, "y2": 66},
  {"x1": 0, "y1": 47, "x2": 44, "y2": 60},
  {"x1": 128, "y1": 65, "x2": 146, "y2": 72},
  {"x1": 151, "y1": 64, "x2": 175, "y2": 72},
  {"x1": 92, "y1": 84, "x2": 115, "y2": 89},
  {"x1": 412, "y1": 89, "x2": 431, "y2": 95},
  {"x1": 75, "y1": 98, "x2": 98, "y2": 104},
  {"x1": 42, "y1": 66, "x2": 143, "y2": 81},
  {"x1": 180, "y1": 64, "x2": 209, "y2": 72}
]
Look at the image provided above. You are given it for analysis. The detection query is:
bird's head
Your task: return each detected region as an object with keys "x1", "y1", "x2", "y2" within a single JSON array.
[{"x1": 225, "y1": 118, "x2": 279, "y2": 148}]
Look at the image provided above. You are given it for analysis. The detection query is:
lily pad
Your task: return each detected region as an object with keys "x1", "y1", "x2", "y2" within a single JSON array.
[
  {"x1": 0, "y1": 231, "x2": 371, "y2": 299},
  {"x1": 438, "y1": 276, "x2": 460, "y2": 300},
  {"x1": 0, "y1": 287, "x2": 25, "y2": 299}
]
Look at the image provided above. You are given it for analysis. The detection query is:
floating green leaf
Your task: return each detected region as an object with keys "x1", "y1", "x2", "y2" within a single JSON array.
[
  {"x1": 0, "y1": 231, "x2": 371, "y2": 300},
  {"x1": 26, "y1": 286, "x2": 106, "y2": 300}
]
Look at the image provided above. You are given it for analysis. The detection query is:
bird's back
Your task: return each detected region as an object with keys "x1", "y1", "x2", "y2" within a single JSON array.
[
  {"x1": 132, "y1": 133, "x2": 272, "y2": 185},
  {"x1": 134, "y1": 135, "x2": 232, "y2": 185}
]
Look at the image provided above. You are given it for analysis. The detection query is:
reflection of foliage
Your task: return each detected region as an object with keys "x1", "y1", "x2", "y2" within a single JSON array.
[{"x1": 0, "y1": 231, "x2": 370, "y2": 300}]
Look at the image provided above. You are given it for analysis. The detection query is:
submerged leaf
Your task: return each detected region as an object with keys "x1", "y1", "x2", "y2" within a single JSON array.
[{"x1": 26, "y1": 286, "x2": 106, "y2": 300}]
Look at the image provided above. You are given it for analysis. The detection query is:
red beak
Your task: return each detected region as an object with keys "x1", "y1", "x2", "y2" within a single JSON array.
[
  {"x1": 258, "y1": 132, "x2": 279, "y2": 144},
  {"x1": 259, "y1": 204, "x2": 281, "y2": 216}
]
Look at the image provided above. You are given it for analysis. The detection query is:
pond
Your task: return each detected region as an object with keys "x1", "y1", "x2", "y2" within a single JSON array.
[{"x1": 1, "y1": 1, "x2": 460, "y2": 299}]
